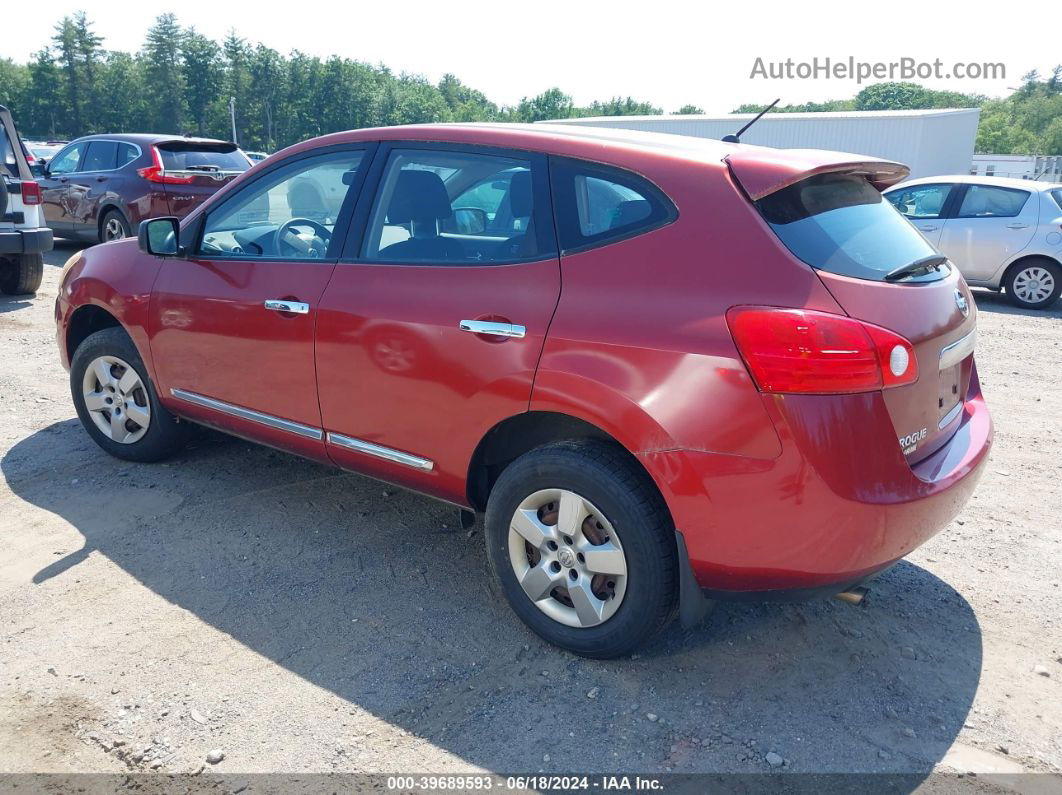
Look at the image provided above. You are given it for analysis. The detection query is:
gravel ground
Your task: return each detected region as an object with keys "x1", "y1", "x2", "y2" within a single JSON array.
[{"x1": 0, "y1": 242, "x2": 1059, "y2": 784}]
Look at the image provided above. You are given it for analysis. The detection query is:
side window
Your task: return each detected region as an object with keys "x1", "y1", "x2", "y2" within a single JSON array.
[
  {"x1": 550, "y1": 158, "x2": 675, "y2": 252},
  {"x1": 885, "y1": 184, "x2": 953, "y2": 219},
  {"x1": 82, "y1": 141, "x2": 117, "y2": 171},
  {"x1": 117, "y1": 143, "x2": 139, "y2": 168},
  {"x1": 198, "y1": 149, "x2": 364, "y2": 260},
  {"x1": 363, "y1": 149, "x2": 543, "y2": 264},
  {"x1": 48, "y1": 143, "x2": 84, "y2": 175},
  {"x1": 957, "y1": 185, "x2": 1030, "y2": 218}
]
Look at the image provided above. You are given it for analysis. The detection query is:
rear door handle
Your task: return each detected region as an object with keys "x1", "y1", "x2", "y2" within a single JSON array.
[
  {"x1": 264, "y1": 299, "x2": 309, "y2": 314},
  {"x1": 1006, "y1": 223, "x2": 1030, "y2": 229},
  {"x1": 459, "y1": 319, "x2": 525, "y2": 338},
  {"x1": 916, "y1": 224, "x2": 939, "y2": 231}
]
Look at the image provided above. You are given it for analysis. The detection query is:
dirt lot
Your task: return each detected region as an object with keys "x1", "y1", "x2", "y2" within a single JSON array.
[{"x1": 0, "y1": 242, "x2": 1060, "y2": 784}]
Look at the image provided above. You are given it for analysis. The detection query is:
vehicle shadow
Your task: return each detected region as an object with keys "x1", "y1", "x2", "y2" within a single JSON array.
[
  {"x1": 971, "y1": 287, "x2": 1062, "y2": 319},
  {"x1": 2, "y1": 420, "x2": 982, "y2": 775}
]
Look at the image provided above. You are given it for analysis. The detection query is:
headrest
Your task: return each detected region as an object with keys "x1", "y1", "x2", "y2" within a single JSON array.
[
  {"x1": 508, "y1": 170, "x2": 533, "y2": 217},
  {"x1": 387, "y1": 169, "x2": 453, "y2": 224},
  {"x1": 613, "y1": 199, "x2": 651, "y2": 228}
]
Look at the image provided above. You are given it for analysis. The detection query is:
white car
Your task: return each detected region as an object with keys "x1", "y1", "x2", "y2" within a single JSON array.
[
  {"x1": 0, "y1": 105, "x2": 53, "y2": 295},
  {"x1": 885, "y1": 175, "x2": 1062, "y2": 309}
]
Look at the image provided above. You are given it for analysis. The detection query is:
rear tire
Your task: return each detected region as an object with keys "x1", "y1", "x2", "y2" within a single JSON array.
[
  {"x1": 1004, "y1": 258, "x2": 1061, "y2": 309},
  {"x1": 484, "y1": 441, "x2": 678, "y2": 659},
  {"x1": 0, "y1": 253, "x2": 44, "y2": 295},
  {"x1": 99, "y1": 209, "x2": 131, "y2": 243},
  {"x1": 70, "y1": 327, "x2": 189, "y2": 462}
]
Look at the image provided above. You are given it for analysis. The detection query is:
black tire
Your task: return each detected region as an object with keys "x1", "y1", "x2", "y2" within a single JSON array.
[
  {"x1": 0, "y1": 253, "x2": 44, "y2": 295},
  {"x1": 1004, "y1": 258, "x2": 1062, "y2": 309},
  {"x1": 99, "y1": 209, "x2": 132, "y2": 243},
  {"x1": 70, "y1": 327, "x2": 189, "y2": 462},
  {"x1": 484, "y1": 440, "x2": 678, "y2": 659}
]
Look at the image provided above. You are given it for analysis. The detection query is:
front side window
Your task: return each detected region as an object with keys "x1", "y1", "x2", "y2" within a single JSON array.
[
  {"x1": 957, "y1": 184, "x2": 1030, "y2": 218},
  {"x1": 198, "y1": 150, "x2": 365, "y2": 260},
  {"x1": 885, "y1": 183, "x2": 953, "y2": 219},
  {"x1": 48, "y1": 143, "x2": 84, "y2": 175},
  {"x1": 83, "y1": 141, "x2": 117, "y2": 171},
  {"x1": 363, "y1": 149, "x2": 542, "y2": 264},
  {"x1": 550, "y1": 159, "x2": 675, "y2": 252}
]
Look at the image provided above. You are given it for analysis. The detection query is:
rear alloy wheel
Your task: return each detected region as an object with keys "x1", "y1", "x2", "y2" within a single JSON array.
[
  {"x1": 71, "y1": 327, "x2": 188, "y2": 462},
  {"x1": 100, "y1": 210, "x2": 131, "y2": 243},
  {"x1": 485, "y1": 441, "x2": 678, "y2": 658},
  {"x1": 1005, "y1": 259, "x2": 1061, "y2": 309}
]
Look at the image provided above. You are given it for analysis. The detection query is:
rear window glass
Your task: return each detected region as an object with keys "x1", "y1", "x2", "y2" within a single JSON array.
[
  {"x1": 757, "y1": 173, "x2": 944, "y2": 282},
  {"x1": 956, "y1": 184, "x2": 1029, "y2": 218},
  {"x1": 550, "y1": 158, "x2": 675, "y2": 252},
  {"x1": 158, "y1": 145, "x2": 249, "y2": 172},
  {"x1": 83, "y1": 141, "x2": 117, "y2": 171}
]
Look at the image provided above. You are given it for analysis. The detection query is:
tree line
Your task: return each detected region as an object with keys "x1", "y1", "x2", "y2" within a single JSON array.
[
  {"x1": 0, "y1": 12, "x2": 680, "y2": 151},
  {"x1": 735, "y1": 73, "x2": 1062, "y2": 155},
  {"x1": 0, "y1": 12, "x2": 1058, "y2": 156}
]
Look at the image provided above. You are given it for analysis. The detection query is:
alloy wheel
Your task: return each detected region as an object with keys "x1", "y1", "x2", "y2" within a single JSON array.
[
  {"x1": 81, "y1": 355, "x2": 151, "y2": 444},
  {"x1": 507, "y1": 488, "x2": 628, "y2": 628},
  {"x1": 1013, "y1": 266, "x2": 1055, "y2": 305}
]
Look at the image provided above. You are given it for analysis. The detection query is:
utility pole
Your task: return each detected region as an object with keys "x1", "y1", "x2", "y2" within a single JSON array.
[{"x1": 229, "y1": 97, "x2": 238, "y2": 145}]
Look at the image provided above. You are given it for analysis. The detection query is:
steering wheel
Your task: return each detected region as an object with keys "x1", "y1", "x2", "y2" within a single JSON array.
[{"x1": 274, "y1": 217, "x2": 331, "y2": 258}]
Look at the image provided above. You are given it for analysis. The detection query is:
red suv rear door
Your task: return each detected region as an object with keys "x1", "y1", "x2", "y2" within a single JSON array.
[{"x1": 314, "y1": 145, "x2": 560, "y2": 504}]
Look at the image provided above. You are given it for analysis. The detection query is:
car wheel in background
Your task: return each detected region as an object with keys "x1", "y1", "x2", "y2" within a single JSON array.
[
  {"x1": 70, "y1": 327, "x2": 189, "y2": 462},
  {"x1": 0, "y1": 254, "x2": 44, "y2": 295},
  {"x1": 484, "y1": 440, "x2": 678, "y2": 659},
  {"x1": 100, "y1": 209, "x2": 132, "y2": 243},
  {"x1": 1005, "y1": 258, "x2": 1061, "y2": 309}
]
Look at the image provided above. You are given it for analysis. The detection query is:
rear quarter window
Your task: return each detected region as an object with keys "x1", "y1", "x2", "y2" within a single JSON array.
[
  {"x1": 549, "y1": 158, "x2": 675, "y2": 253},
  {"x1": 757, "y1": 172, "x2": 944, "y2": 282}
]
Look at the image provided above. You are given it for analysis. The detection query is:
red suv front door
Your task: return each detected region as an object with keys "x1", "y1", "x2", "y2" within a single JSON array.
[
  {"x1": 148, "y1": 147, "x2": 370, "y2": 462},
  {"x1": 315, "y1": 145, "x2": 560, "y2": 503}
]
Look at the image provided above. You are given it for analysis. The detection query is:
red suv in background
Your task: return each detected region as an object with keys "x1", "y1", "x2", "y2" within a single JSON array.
[
  {"x1": 38, "y1": 134, "x2": 251, "y2": 244},
  {"x1": 54, "y1": 124, "x2": 992, "y2": 658}
]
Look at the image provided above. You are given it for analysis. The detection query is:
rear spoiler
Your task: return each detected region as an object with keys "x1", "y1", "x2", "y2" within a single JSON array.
[{"x1": 725, "y1": 148, "x2": 910, "y2": 201}]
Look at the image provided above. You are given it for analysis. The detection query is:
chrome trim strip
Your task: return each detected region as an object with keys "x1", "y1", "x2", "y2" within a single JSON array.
[
  {"x1": 326, "y1": 432, "x2": 434, "y2": 471},
  {"x1": 170, "y1": 388, "x2": 323, "y2": 440},
  {"x1": 939, "y1": 329, "x2": 976, "y2": 370},
  {"x1": 458, "y1": 319, "x2": 526, "y2": 339},
  {"x1": 938, "y1": 401, "x2": 964, "y2": 430}
]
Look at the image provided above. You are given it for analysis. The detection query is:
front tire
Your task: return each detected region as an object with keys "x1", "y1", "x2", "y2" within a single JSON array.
[
  {"x1": 0, "y1": 253, "x2": 44, "y2": 295},
  {"x1": 70, "y1": 327, "x2": 188, "y2": 462},
  {"x1": 1005, "y1": 258, "x2": 1061, "y2": 309},
  {"x1": 485, "y1": 441, "x2": 678, "y2": 659}
]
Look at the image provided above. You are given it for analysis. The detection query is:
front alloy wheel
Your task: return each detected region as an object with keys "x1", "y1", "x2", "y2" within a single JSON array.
[
  {"x1": 81, "y1": 355, "x2": 151, "y2": 443},
  {"x1": 508, "y1": 489, "x2": 628, "y2": 628}
]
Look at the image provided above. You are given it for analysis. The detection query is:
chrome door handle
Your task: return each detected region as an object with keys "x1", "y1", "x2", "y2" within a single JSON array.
[
  {"x1": 459, "y1": 319, "x2": 525, "y2": 338},
  {"x1": 264, "y1": 299, "x2": 309, "y2": 314},
  {"x1": 916, "y1": 224, "x2": 939, "y2": 231},
  {"x1": 1006, "y1": 223, "x2": 1029, "y2": 229}
]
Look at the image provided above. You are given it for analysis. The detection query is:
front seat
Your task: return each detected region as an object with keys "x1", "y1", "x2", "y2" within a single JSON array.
[
  {"x1": 502, "y1": 170, "x2": 536, "y2": 257},
  {"x1": 378, "y1": 170, "x2": 465, "y2": 261}
]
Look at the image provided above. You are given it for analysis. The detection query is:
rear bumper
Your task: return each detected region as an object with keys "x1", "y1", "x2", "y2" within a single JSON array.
[
  {"x1": 643, "y1": 367, "x2": 992, "y2": 595},
  {"x1": 0, "y1": 227, "x2": 54, "y2": 255}
]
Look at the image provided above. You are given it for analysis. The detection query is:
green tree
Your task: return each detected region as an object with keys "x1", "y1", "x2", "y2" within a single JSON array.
[
  {"x1": 673, "y1": 104, "x2": 704, "y2": 115},
  {"x1": 181, "y1": 28, "x2": 222, "y2": 137},
  {"x1": 52, "y1": 12, "x2": 102, "y2": 134},
  {"x1": 514, "y1": 88, "x2": 574, "y2": 122},
  {"x1": 142, "y1": 13, "x2": 186, "y2": 132}
]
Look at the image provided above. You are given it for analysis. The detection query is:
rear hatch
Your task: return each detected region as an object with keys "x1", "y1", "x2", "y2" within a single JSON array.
[
  {"x1": 729, "y1": 152, "x2": 977, "y2": 465},
  {"x1": 147, "y1": 139, "x2": 251, "y2": 218}
]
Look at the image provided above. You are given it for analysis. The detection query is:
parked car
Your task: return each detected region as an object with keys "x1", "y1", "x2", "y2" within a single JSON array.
[
  {"x1": 0, "y1": 105, "x2": 53, "y2": 295},
  {"x1": 37, "y1": 133, "x2": 253, "y2": 244},
  {"x1": 885, "y1": 175, "x2": 1062, "y2": 309},
  {"x1": 243, "y1": 150, "x2": 269, "y2": 163},
  {"x1": 55, "y1": 124, "x2": 992, "y2": 657},
  {"x1": 23, "y1": 141, "x2": 65, "y2": 175}
]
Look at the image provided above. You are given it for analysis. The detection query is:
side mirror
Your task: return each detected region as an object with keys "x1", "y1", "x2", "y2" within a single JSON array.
[
  {"x1": 138, "y1": 217, "x2": 181, "y2": 256},
  {"x1": 444, "y1": 207, "x2": 487, "y2": 235}
]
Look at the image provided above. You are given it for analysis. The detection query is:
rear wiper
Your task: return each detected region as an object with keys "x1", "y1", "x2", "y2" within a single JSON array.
[
  {"x1": 884, "y1": 254, "x2": 948, "y2": 282},
  {"x1": 186, "y1": 164, "x2": 221, "y2": 172}
]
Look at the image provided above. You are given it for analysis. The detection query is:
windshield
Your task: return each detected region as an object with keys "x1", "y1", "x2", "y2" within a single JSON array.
[
  {"x1": 757, "y1": 173, "x2": 946, "y2": 282},
  {"x1": 158, "y1": 145, "x2": 250, "y2": 172}
]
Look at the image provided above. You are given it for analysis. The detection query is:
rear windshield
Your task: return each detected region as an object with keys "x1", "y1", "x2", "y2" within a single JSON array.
[
  {"x1": 757, "y1": 173, "x2": 945, "y2": 282},
  {"x1": 158, "y1": 143, "x2": 249, "y2": 172}
]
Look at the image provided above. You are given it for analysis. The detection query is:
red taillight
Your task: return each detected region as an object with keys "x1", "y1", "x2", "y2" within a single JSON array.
[
  {"x1": 20, "y1": 180, "x2": 42, "y2": 205},
  {"x1": 726, "y1": 307, "x2": 918, "y2": 395},
  {"x1": 137, "y1": 146, "x2": 194, "y2": 185}
]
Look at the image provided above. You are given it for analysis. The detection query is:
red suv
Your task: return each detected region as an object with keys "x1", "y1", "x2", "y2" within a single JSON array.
[
  {"x1": 38, "y1": 134, "x2": 251, "y2": 244},
  {"x1": 55, "y1": 124, "x2": 992, "y2": 658}
]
